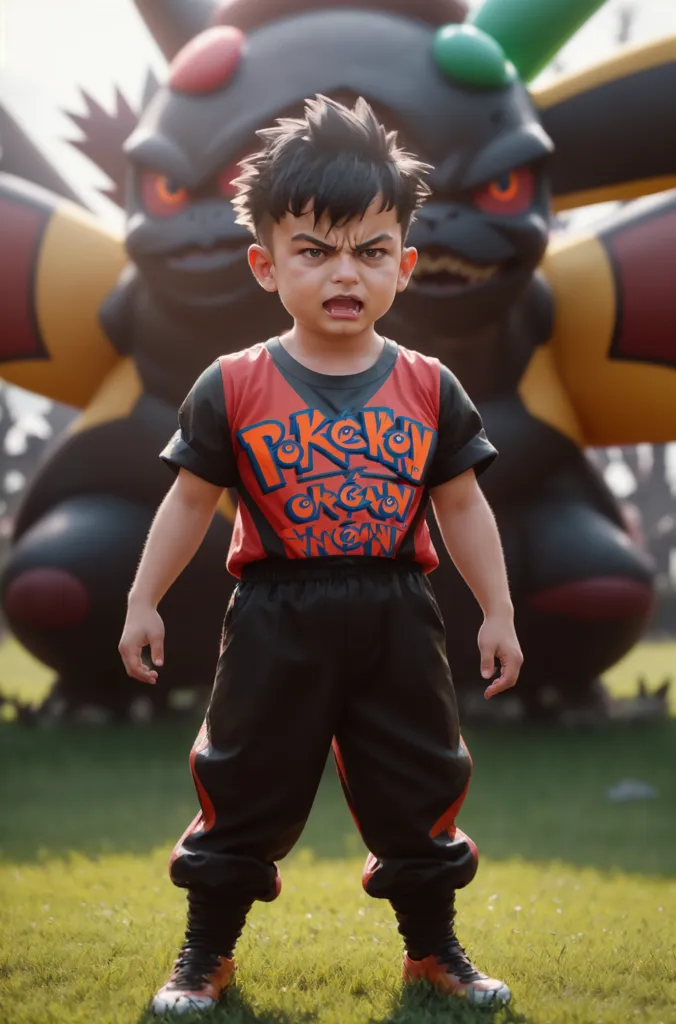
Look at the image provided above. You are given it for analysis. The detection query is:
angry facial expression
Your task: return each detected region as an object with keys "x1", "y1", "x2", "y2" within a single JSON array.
[
  {"x1": 123, "y1": 8, "x2": 552, "y2": 332},
  {"x1": 248, "y1": 203, "x2": 416, "y2": 343}
]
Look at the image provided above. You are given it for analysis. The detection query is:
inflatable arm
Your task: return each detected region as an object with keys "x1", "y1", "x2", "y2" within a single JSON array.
[
  {"x1": 535, "y1": 36, "x2": 676, "y2": 211},
  {"x1": 0, "y1": 174, "x2": 125, "y2": 406},
  {"x1": 541, "y1": 190, "x2": 676, "y2": 446}
]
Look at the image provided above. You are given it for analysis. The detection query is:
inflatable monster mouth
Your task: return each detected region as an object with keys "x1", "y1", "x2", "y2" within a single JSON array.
[
  {"x1": 167, "y1": 240, "x2": 249, "y2": 272},
  {"x1": 410, "y1": 248, "x2": 501, "y2": 293}
]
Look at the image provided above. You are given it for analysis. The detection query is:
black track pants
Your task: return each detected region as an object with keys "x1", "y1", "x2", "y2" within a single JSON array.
[{"x1": 169, "y1": 559, "x2": 478, "y2": 906}]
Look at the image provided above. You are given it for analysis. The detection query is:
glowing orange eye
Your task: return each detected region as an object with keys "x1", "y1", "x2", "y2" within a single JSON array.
[
  {"x1": 473, "y1": 167, "x2": 534, "y2": 216},
  {"x1": 142, "y1": 171, "x2": 190, "y2": 217},
  {"x1": 490, "y1": 173, "x2": 519, "y2": 201}
]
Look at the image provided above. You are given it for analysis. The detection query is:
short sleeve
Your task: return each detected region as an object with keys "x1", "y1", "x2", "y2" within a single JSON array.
[
  {"x1": 159, "y1": 360, "x2": 237, "y2": 487},
  {"x1": 427, "y1": 365, "x2": 498, "y2": 488}
]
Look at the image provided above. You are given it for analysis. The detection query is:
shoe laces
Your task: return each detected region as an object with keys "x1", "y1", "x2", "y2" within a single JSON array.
[
  {"x1": 438, "y1": 935, "x2": 483, "y2": 983},
  {"x1": 170, "y1": 948, "x2": 224, "y2": 990}
]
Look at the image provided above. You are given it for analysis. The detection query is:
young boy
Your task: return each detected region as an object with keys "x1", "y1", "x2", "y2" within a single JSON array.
[{"x1": 119, "y1": 95, "x2": 523, "y2": 1015}]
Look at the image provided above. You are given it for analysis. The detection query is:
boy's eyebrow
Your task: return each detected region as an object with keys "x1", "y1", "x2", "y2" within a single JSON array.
[
  {"x1": 291, "y1": 232, "x2": 394, "y2": 251},
  {"x1": 291, "y1": 233, "x2": 337, "y2": 251},
  {"x1": 354, "y1": 233, "x2": 394, "y2": 250}
]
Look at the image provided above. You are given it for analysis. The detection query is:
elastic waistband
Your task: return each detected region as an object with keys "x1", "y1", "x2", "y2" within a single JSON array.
[{"x1": 240, "y1": 556, "x2": 423, "y2": 583}]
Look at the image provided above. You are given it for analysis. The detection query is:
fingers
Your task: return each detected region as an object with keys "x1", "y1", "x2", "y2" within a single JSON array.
[
  {"x1": 478, "y1": 641, "x2": 496, "y2": 680},
  {"x1": 118, "y1": 631, "x2": 163, "y2": 684},
  {"x1": 118, "y1": 611, "x2": 165, "y2": 684},
  {"x1": 484, "y1": 672, "x2": 515, "y2": 699},
  {"x1": 480, "y1": 655, "x2": 495, "y2": 680},
  {"x1": 118, "y1": 642, "x2": 158, "y2": 684},
  {"x1": 149, "y1": 632, "x2": 164, "y2": 668},
  {"x1": 483, "y1": 650, "x2": 523, "y2": 699},
  {"x1": 136, "y1": 661, "x2": 158, "y2": 685}
]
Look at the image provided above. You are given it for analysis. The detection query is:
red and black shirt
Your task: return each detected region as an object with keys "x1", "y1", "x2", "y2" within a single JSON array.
[{"x1": 160, "y1": 338, "x2": 496, "y2": 577}]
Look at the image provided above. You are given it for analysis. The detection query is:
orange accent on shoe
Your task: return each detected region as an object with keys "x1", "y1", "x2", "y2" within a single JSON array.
[
  {"x1": 402, "y1": 953, "x2": 510, "y2": 1004},
  {"x1": 165, "y1": 955, "x2": 235, "y2": 1002},
  {"x1": 194, "y1": 955, "x2": 233, "y2": 998}
]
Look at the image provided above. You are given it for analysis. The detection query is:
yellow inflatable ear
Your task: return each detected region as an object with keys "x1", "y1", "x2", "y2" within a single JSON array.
[
  {"x1": 0, "y1": 175, "x2": 125, "y2": 407},
  {"x1": 534, "y1": 36, "x2": 676, "y2": 211}
]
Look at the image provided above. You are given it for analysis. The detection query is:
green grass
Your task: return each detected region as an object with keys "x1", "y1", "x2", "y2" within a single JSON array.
[{"x1": 0, "y1": 640, "x2": 675, "y2": 1023}]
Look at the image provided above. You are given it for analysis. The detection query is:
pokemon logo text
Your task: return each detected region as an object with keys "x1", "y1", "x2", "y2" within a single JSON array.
[{"x1": 237, "y1": 407, "x2": 437, "y2": 557}]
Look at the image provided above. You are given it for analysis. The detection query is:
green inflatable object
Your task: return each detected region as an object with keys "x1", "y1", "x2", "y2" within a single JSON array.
[
  {"x1": 432, "y1": 24, "x2": 516, "y2": 89},
  {"x1": 471, "y1": 0, "x2": 609, "y2": 83}
]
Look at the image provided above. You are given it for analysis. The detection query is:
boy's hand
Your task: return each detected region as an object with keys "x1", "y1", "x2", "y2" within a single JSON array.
[
  {"x1": 118, "y1": 603, "x2": 165, "y2": 684},
  {"x1": 478, "y1": 615, "x2": 523, "y2": 699}
]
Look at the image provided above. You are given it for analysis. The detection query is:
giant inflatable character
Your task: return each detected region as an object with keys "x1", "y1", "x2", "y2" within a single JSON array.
[{"x1": 1, "y1": 0, "x2": 676, "y2": 719}]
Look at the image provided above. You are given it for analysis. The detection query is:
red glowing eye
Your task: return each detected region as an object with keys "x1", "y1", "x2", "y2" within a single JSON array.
[
  {"x1": 218, "y1": 154, "x2": 252, "y2": 198},
  {"x1": 142, "y1": 171, "x2": 190, "y2": 218},
  {"x1": 473, "y1": 167, "x2": 534, "y2": 215}
]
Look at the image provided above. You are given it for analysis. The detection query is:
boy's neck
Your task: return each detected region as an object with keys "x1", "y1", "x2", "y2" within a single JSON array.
[{"x1": 279, "y1": 323, "x2": 385, "y2": 375}]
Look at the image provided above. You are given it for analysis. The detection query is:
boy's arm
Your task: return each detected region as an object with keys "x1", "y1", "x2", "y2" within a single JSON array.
[
  {"x1": 430, "y1": 470, "x2": 522, "y2": 699},
  {"x1": 119, "y1": 359, "x2": 236, "y2": 684},
  {"x1": 427, "y1": 364, "x2": 521, "y2": 698},
  {"x1": 119, "y1": 470, "x2": 224, "y2": 683}
]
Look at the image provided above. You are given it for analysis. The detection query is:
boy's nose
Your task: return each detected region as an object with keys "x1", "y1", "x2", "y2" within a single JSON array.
[{"x1": 331, "y1": 254, "x2": 360, "y2": 283}]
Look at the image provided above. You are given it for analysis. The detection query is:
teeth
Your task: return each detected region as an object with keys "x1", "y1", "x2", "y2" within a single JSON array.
[
  {"x1": 326, "y1": 299, "x2": 360, "y2": 311},
  {"x1": 413, "y1": 253, "x2": 498, "y2": 282}
]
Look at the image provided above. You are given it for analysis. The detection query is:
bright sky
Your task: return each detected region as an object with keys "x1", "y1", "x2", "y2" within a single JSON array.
[{"x1": 1, "y1": 0, "x2": 676, "y2": 229}]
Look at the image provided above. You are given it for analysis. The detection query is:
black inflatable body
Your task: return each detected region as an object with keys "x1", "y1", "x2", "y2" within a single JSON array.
[{"x1": 2, "y1": 0, "x2": 676, "y2": 719}]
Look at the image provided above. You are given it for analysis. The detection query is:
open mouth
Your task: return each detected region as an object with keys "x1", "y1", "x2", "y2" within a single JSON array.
[
  {"x1": 410, "y1": 248, "x2": 501, "y2": 292},
  {"x1": 167, "y1": 241, "x2": 248, "y2": 272},
  {"x1": 323, "y1": 296, "x2": 364, "y2": 319}
]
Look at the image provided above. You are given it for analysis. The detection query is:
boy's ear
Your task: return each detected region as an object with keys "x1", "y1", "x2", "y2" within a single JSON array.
[
  {"x1": 396, "y1": 246, "x2": 418, "y2": 292},
  {"x1": 248, "y1": 244, "x2": 278, "y2": 292}
]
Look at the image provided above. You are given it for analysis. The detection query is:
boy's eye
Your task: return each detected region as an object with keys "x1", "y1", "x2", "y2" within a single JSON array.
[
  {"x1": 301, "y1": 248, "x2": 327, "y2": 259},
  {"x1": 360, "y1": 248, "x2": 386, "y2": 259}
]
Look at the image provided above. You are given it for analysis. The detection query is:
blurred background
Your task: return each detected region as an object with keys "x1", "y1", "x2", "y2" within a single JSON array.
[
  {"x1": 0, "y1": 5, "x2": 675, "y2": 1024},
  {"x1": 1, "y1": 0, "x2": 676, "y2": 643}
]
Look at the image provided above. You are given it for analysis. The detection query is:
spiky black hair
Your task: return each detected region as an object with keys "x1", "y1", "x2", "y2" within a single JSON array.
[{"x1": 232, "y1": 95, "x2": 432, "y2": 242}]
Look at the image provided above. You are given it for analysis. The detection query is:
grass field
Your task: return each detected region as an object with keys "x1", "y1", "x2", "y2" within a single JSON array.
[{"x1": 0, "y1": 639, "x2": 675, "y2": 1024}]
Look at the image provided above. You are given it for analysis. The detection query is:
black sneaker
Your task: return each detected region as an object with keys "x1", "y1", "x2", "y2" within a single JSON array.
[
  {"x1": 151, "y1": 946, "x2": 235, "y2": 1015},
  {"x1": 403, "y1": 934, "x2": 511, "y2": 1004}
]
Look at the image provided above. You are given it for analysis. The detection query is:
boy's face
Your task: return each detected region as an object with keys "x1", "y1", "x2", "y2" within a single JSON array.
[{"x1": 247, "y1": 201, "x2": 417, "y2": 338}]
